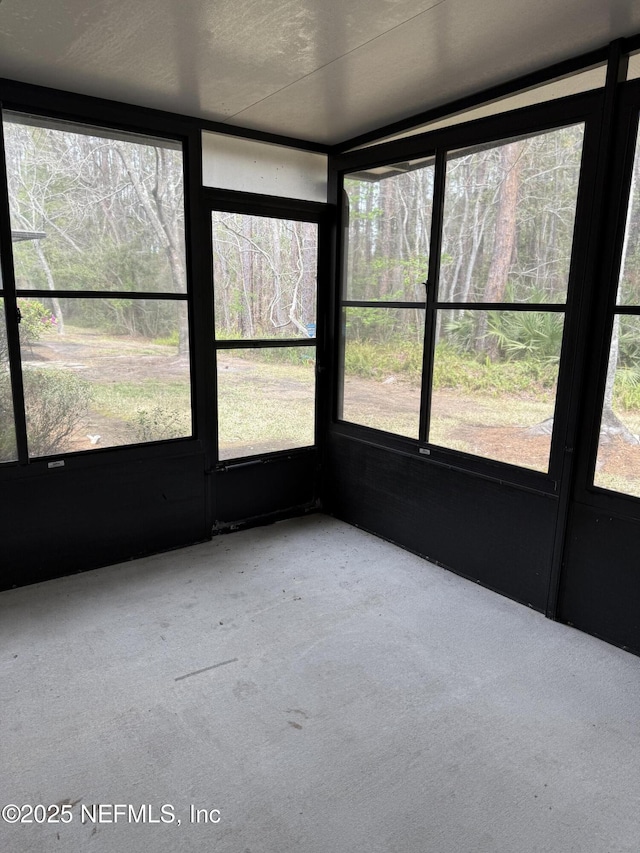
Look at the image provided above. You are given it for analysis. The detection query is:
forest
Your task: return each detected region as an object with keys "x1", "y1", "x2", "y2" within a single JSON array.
[
  {"x1": 0, "y1": 116, "x2": 191, "y2": 460},
  {"x1": 0, "y1": 116, "x2": 639, "y2": 492},
  {"x1": 343, "y1": 123, "x2": 640, "y2": 495}
]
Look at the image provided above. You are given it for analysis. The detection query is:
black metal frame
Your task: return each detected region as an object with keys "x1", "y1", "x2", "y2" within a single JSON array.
[
  {"x1": 0, "y1": 76, "x2": 333, "y2": 587},
  {"x1": 330, "y1": 45, "x2": 611, "y2": 154},
  {"x1": 201, "y1": 187, "x2": 330, "y2": 467},
  {"x1": 0, "y1": 82, "x2": 217, "y2": 482},
  {"x1": 0, "y1": 109, "x2": 197, "y2": 467},
  {"x1": 0, "y1": 113, "x2": 28, "y2": 463},
  {"x1": 331, "y1": 91, "x2": 604, "y2": 494},
  {"x1": 2, "y1": 33, "x2": 640, "y2": 658},
  {"x1": 572, "y1": 76, "x2": 640, "y2": 516},
  {"x1": 0, "y1": 75, "x2": 334, "y2": 485}
]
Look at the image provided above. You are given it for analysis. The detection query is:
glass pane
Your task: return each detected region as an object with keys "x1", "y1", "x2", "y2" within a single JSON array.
[
  {"x1": 344, "y1": 157, "x2": 435, "y2": 301},
  {"x1": 19, "y1": 297, "x2": 191, "y2": 458},
  {"x1": 341, "y1": 307, "x2": 424, "y2": 439},
  {"x1": 594, "y1": 315, "x2": 640, "y2": 497},
  {"x1": 202, "y1": 132, "x2": 327, "y2": 202},
  {"x1": 0, "y1": 299, "x2": 18, "y2": 462},
  {"x1": 429, "y1": 310, "x2": 564, "y2": 471},
  {"x1": 615, "y1": 123, "x2": 640, "y2": 306},
  {"x1": 217, "y1": 347, "x2": 315, "y2": 460},
  {"x1": 4, "y1": 114, "x2": 186, "y2": 294},
  {"x1": 439, "y1": 125, "x2": 584, "y2": 304},
  {"x1": 212, "y1": 213, "x2": 317, "y2": 340}
]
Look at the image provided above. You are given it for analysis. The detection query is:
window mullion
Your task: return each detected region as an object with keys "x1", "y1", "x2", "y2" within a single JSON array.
[{"x1": 419, "y1": 148, "x2": 446, "y2": 445}]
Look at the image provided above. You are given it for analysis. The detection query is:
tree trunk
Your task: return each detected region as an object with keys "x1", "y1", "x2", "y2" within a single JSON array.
[
  {"x1": 34, "y1": 241, "x2": 64, "y2": 335},
  {"x1": 477, "y1": 141, "x2": 523, "y2": 358}
]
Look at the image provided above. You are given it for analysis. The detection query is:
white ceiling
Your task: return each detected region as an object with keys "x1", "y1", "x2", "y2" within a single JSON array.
[{"x1": 0, "y1": 0, "x2": 639, "y2": 146}]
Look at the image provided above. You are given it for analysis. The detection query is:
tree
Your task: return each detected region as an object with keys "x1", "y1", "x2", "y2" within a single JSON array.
[
  {"x1": 114, "y1": 142, "x2": 189, "y2": 353},
  {"x1": 477, "y1": 140, "x2": 523, "y2": 359},
  {"x1": 211, "y1": 212, "x2": 317, "y2": 339},
  {"x1": 4, "y1": 119, "x2": 188, "y2": 348},
  {"x1": 599, "y1": 165, "x2": 639, "y2": 445}
]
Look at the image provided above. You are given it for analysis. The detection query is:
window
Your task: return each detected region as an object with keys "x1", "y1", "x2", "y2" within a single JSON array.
[
  {"x1": 339, "y1": 123, "x2": 585, "y2": 474},
  {"x1": 211, "y1": 211, "x2": 318, "y2": 460},
  {"x1": 2, "y1": 113, "x2": 192, "y2": 460},
  {"x1": 594, "y1": 117, "x2": 640, "y2": 498},
  {"x1": 340, "y1": 156, "x2": 434, "y2": 439}
]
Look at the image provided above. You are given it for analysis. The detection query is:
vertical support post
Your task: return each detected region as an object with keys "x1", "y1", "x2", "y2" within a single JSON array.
[
  {"x1": 419, "y1": 148, "x2": 446, "y2": 445},
  {"x1": 546, "y1": 40, "x2": 629, "y2": 619}
]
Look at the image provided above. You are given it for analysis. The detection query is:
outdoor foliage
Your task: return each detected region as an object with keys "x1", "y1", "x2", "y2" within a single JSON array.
[
  {"x1": 0, "y1": 115, "x2": 192, "y2": 458},
  {"x1": 2, "y1": 109, "x2": 640, "y2": 483},
  {"x1": 211, "y1": 212, "x2": 317, "y2": 339},
  {"x1": 22, "y1": 368, "x2": 93, "y2": 457},
  {"x1": 0, "y1": 299, "x2": 92, "y2": 461},
  {"x1": 0, "y1": 371, "x2": 16, "y2": 461},
  {"x1": 4, "y1": 116, "x2": 187, "y2": 345},
  {"x1": 134, "y1": 404, "x2": 191, "y2": 442}
]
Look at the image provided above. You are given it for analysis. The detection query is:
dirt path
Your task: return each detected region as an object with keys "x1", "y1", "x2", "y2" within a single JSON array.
[
  {"x1": 22, "y1": 334, "x2": 640, "y2": 493},
  {"x1": 25, "y1": 333, "x2": 189, "y2": 382}
]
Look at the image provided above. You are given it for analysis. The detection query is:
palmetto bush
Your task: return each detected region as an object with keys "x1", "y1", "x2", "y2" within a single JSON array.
[
  {"x1": 486, "y1": 311, "x2": 564, "y2": 363},
  {"x1": 443, "y1": 307, "x2": 564, "y2": 364}
]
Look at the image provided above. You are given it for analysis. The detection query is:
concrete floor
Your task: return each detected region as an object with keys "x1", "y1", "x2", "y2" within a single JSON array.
[{"x1": 1, "y1": 514, "x2": 639, "y2": 853}]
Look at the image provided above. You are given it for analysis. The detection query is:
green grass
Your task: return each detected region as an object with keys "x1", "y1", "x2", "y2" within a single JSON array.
[
  {"x1": 27, "y1": 326, "x2": 640, "y2": 482},
  {"x1": 593, "y1": 470, "x2": 640, "y2": 499},
  {"x1": 344, "y1": 339, "x2": 560, "y2": 396},
  {"x1": 90, "y1": 379, "x2": 191, "y2": 441},
  {"x1": 92, "y1": 379, "x2": 190, "y2": 417},
  {"x1": 216, "y1": 356, "x2": 315, "y2": 458},
  {"x1": 344, "y1": 339, "x2": 423, "y2": 382}
]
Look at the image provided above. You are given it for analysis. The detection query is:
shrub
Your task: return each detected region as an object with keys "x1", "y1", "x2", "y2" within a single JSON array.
[
  {"x1": 22, "y1": 368, "x2": 92, "y2": 456},
  {"x1": 442, "y1": 309, "x2": 563, "y2": 363},
  {"x1": 613, "y1": 365, "x2": 640, "y2": 411},
  {"x1": 0, "y1": 370, "x2": 17, "y2": 462},
  {"x1": 134, "y1": 404, "x2": 190, "y2": 442},
  {"x1": 0, "y1": 299, "x2": 55, "y2": 363},
  {"x1": 432, "y1": 343, "x2": 558, "y2": 396},
  {"x1": 487, "y1": 311, "x2": 564, "y2": 363},
  {"x1": 344, "y1": 339, "x2": 423, "y2": 382},
  {"x1": 19, "y1": 299, "x2": 57, "y2": 347}
]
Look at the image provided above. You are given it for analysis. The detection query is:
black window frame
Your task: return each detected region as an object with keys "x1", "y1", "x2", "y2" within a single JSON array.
[
  {"x1": 0, "y1": 96, "x2": 205, "y2": 472},
  {"x1": 575, "y1": 77, "x2": 640, "y2": 514},
  {"x1": 330, "y1": 89, "x2": 604, "y2": 495},
  {"x1": 202, "y1": 187, "x2": 329, "y2": 468}
]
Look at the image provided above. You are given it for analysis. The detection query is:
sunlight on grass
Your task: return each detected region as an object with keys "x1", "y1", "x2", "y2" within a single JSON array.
[
  {"x1": 430, "y1": 391, "x2": 554, "y2": 471},
  {"x1": 25, "y1": 325, "x2": 192, "y2": 450},
  {"x1": 342, "y1": 377, "x2": 420, "y2": 439},
  {"x1": 91, "y1": 380, "x2": 191, "y2": 441},
  {"x1": 217, "y1": 353, "x2": 316, "y2": 459},
  {"x1": 594, "y1": 470, "x2": 640, "y2": 499}
]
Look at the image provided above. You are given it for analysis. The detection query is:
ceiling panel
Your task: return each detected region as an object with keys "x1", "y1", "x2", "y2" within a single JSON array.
[
  {"x1": 0, "y1": 0, "x2": 638, "y2": 145},
  {"x1": 0, "y1": 0, "x2": 443, "y2": 126},
  {"x1": 232, "y1": 0, "x2": 640, "y2": 143}
]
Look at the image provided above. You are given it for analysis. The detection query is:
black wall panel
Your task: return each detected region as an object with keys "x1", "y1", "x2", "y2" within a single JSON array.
[
  {"x1": 325, "y1": 434, "x2": 557, "y2": 611},
  {"x1": 560, "y1": 502, "x2": 640, "y2": 654},
  {"x1": 0, "y1": 451, "x2": 208, "y2": 590},
  {"x1": 214, "y1": 449, "x2": 318, "y2": 526}
]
